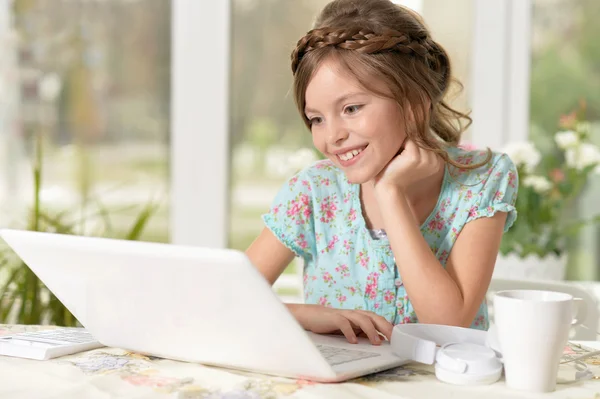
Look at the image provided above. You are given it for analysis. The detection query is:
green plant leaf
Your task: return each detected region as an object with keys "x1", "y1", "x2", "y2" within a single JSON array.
[{"x1": 125, "y1": 200, "x2": 161, "y2": 241}]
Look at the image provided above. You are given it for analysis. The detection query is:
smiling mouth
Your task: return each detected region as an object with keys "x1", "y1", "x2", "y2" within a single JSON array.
[{"x1": 337, "y1": 146, "x2": 367, "y2": 161}]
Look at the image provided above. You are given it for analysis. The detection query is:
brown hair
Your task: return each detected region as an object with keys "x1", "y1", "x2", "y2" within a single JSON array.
[{"x1": 291, "y1": 0, "x2": 491, "y2": 170}]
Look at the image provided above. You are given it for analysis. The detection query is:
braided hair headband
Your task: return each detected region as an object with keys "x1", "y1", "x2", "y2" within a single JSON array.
[{"x1": 291, "y1": 27, "x2": 438, "y2": 74}]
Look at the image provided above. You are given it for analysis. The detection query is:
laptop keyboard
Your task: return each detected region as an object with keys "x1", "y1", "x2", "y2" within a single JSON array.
[
  {"x1": 13, "y1": 328, "x2": 97, "y2": 344},
  {"x1": 316, "y1": 344, "x2": 381, "y2": 366}
]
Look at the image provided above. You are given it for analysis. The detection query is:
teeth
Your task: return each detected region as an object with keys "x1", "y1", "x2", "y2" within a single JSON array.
[{"x1": 339, "y1": 147, "x2": 363, "y2": 161}]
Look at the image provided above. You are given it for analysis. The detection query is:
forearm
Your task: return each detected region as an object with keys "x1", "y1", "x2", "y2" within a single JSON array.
[{"x1": 376, "y1": 186, "x2": 472, "y2": 326}]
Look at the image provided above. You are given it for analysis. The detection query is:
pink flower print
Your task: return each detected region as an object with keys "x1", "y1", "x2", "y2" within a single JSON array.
[
  {"x1": 427, "y1": 218, "x2": 439, "y2": 232},
  {"x1": 473, "y1": 314, "x2": 486, "y2": 327},
  {"x1": 315, "y1": 232, "x2": 324, "y2": 245},
  {"x1": 438, "y1": 250, "x2": 449, "y2": 264},
  {"x1": 403, "y1": 316, "x2": 416, "y2": 324},
  {"x1": 319, "y1": 177, "x2": 331, "y2": 186},
  {"x1": 356, "y1": 251, "x2": 370, "y2": 269},
  {"x1": 396, "y1": 301, "x2": 405, "y2": 316},
  {"x1": 296, "y1": 233, "x2": 308, "y2": 250},
  {"x1": 321, "y1": 235, "x2": 339, "y2": 254},
  {"x1": 272, "y1": 205, "x2": 280, "y2": 215},
  {"x1": 328, "y1": 235, "x2": 339, "y2": 250},
  {"x1": 300, "y1": 180, "x2": 312, "y2": 192},
  {"x1": 335, "y1": 264, "x2": 350, "y2": 278},
  {"x1": 343, "y1": 191, "x2": 352, "y2": 203},
  {"x1": 286, "y1": 202, "x2": 300, "y2": 218},
  {"x1": 304, "y1": 288, "x2": 313, "y2": 300},
  {"x1": 299, "y1": 193, "x2": 310, "y2": 206},
  {"x1": 319, "y1": 296, "x2": 331, "y2": 307},
  {"x1": 319, "y1": 195, "x2": 338, "y2": 223},
  {"x1": 448, "y1": 211, "x2": 456, "y2": 224},
  {"x1": 455, "y1": 155, "x2": 474, "y2": 172},
  {"x1": 508, "y1": 171, "x2": 517, "y2": 188},
  {"x1": 289, "y1": 176, "x2": 299, "y2": 186},
  {"x1": 365, "y1": 272, "x2": 379, "y2": 300},
  {"x1": 341, "y1": 239, "x2": 353, "y2": 255},
  {"x1": 384, "y1": 290, "x2": 395, "y2": 304},
  {"x1": 303, "y1": 274, "x2": 317, "y2": 285},
  {"x1": 440, "y1": 198, "x2": 450, "y2": 212},
  {"x1": 347, "y1": 286, "x2": 358, "y2": 296},
  {"x1": 465, "y1": 190, "x2": 473, "y2": 200},
  {"x1": 322, "y1": 271, "x2": 334, "y2": 285},
  {"x1": 468, "y1": 206, "x2": 478, "y2": 218},
  {"x1": 378, "y1": 262, "x2": 388, "y2": 273},
  {"x1": 286, "y1": 193, "x2": 312, "y2": 226},
  {"x1": 374, "y1": 302, "x2": 380, "y2": 309},
  {"x1": 425, "y1": 212, "x2": 445, "y2": 233},
  {"x1": 494, "y1": 191, "x2": 504, "y2": 202},
  {"x1": 335, "y1": 291, "x2": 347, "y2": 305},
  {"x1": 303, "y1": 207, "x2": 311, "y2": 219},
  {"x1": 348, "y1": 208, "x2": 357, "y2": 222},
  {"x1": 450, "y1": 227, "x2": 459, "y2": 240}
]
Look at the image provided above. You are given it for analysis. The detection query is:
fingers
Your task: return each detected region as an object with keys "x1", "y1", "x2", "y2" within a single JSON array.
[
  {"x1": 405, "y1": 138, "x2": 442, "y2": 171},
  {"x1": 367, "y1": 313, "x2": 394, "y2": 341},
  {"x1": 333, "y1": 315, "x2": 358, "y2": 344},
  {"x1": 345, "y1": 313, "x2": 383, "y2": 345},
  {"x1": 354, "y1": 310, "x2": 394, "y2": 341}
]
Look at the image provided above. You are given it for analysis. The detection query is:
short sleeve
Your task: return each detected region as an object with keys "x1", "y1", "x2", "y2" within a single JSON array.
[
  {"x1": 466, "y1": 153, "x2": 519, "y2": 232},
  {"x1": 261, "y1": 172, "x2": 317, "y2": 261}
]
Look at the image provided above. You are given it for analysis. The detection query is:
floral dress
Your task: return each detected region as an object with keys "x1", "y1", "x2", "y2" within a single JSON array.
[{"x1": 262, "y1": 146, "x2": 518, "y2": 330}]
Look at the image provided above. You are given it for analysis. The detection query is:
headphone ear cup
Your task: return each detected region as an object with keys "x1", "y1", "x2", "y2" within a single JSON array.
[{"x1": 434, "y1": 343, "x2": 503, "y2": 386}]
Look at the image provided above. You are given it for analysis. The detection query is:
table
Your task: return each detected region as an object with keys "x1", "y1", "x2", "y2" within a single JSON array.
[{"x1": 1, "y1": 324, "x2": 599, "y2": 399}]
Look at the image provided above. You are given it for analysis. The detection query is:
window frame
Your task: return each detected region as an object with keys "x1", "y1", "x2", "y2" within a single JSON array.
[{"x1": 170, "y1": 0, "x2": 533, "y2": 245}]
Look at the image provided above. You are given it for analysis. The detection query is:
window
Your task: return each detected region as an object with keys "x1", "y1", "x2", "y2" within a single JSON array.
[
  {"x1": 529, "y1": 0, "x2": 600, "y2": 280},
  {"x1": 228, "y1": 0, "x2": 475, "y2": 301},
  {"x1": 0, "y1": 0, "x2": 170, "y2": 242}
]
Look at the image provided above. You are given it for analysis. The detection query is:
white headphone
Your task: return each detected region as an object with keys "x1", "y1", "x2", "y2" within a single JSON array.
[
  {"x1": 390, "y1": 324, "x2": 503, "y2": 385},
  {"x1": 390, "y1": 323, "x2": 595, "y2": 386}
]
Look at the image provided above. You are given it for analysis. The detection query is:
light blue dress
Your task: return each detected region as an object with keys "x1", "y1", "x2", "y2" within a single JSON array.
[{"x1": 263, "y1": 146, "x2": 518, "y2": 330}]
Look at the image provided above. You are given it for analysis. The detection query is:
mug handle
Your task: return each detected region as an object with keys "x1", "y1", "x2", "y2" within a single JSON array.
[{"x1": 572, "y1": 298, "x2": 587, "y2": 327}]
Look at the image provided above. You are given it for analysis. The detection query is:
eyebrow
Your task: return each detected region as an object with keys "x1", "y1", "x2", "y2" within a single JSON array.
[{"x1": 304, "y1": 91, "x2": 367, "y2": 115}]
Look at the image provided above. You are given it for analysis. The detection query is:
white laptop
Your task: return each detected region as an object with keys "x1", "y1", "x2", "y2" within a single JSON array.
[{"x1": 0, "y1": 229, "x2": 408, "y2": 382}]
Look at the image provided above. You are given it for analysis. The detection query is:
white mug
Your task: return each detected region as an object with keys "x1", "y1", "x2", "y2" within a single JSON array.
[{"x1": 492, "y1": 290, "x2": 586, "y2": 393}]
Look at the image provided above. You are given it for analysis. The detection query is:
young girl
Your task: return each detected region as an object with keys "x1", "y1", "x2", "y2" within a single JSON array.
[{"x1": 246, "y1": 0, "x2": 518, "y2": 345}]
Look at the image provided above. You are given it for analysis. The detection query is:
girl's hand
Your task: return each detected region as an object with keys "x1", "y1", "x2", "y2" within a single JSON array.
[
  {"x1": 287, "y1": 304, "x2": 393, "y2": 345},
  {"x1": 374, "y1": 139, "x2": 443, "y2": 192}
]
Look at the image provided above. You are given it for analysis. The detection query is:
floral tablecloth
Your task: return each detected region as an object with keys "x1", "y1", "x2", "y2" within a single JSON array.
[{"x1": 1, "y1": 324, "x2": 599, "y2": 399}]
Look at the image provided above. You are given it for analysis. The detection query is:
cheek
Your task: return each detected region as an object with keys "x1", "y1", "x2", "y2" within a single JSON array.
[{"x1": 311, "y1": 130, "x2": 326, "y2": 153}]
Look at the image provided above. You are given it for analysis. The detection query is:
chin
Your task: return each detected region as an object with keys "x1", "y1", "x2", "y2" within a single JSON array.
[{"x1": 344, "y1": 169, "x2": 375, "y2": 185}]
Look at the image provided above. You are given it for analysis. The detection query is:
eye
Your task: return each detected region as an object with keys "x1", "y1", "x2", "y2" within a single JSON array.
[
  {"x1": 308, "y1": 116, "x2": 323, "y2": 126},
  {"x1": 344, "y1": 105, "x2": 363, "y2": 115}
]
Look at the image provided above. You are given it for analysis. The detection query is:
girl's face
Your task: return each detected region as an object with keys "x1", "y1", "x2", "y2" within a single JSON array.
[{"x1": 304, "y1": 58, "x2": 407, "y2": 184}]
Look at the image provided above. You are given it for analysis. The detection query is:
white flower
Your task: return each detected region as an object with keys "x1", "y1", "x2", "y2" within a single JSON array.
[
  {"x1": 554, "y1": 130, "x2": 579, "y2": 149},
  {"x1": 502, "y1": 141, "x2": 541, "y2": 173},
  {"x1": 565, "y1": 143, "x2": 600, "y2": 171},
  {"x1": 523, "y1": 175, "x2": 553, "y2": 193}
]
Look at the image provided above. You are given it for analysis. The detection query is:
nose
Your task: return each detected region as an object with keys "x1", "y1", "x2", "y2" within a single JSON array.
[{"x1": 326, "y1": 120, "x2": 349, "y2": 146}]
